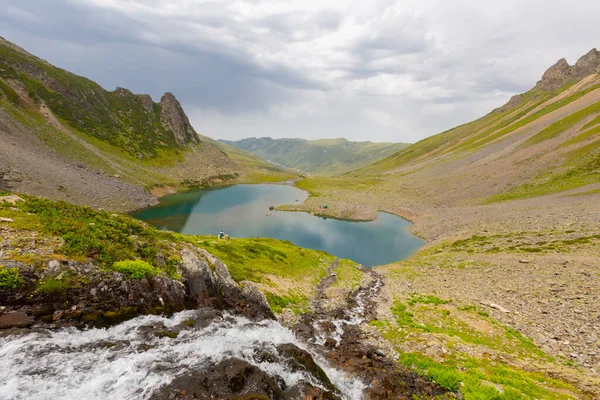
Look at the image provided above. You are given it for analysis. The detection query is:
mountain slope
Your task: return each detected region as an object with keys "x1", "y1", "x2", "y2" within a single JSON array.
[
  {"x1": 0, "y1": 37, "x2": 291, "y2": 210},
  {"x1": 349, "y1": 48, "x2": 600, "y2": 204},
  {"x1": 220, "y1": 137, "x2": 410, "y2": 176}
]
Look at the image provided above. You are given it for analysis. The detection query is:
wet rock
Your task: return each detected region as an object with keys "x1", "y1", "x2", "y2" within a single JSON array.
[
  {"x1": 277, "y1": 343, "x2": 337, "y2": 393},
  {"x1": 151, "y1": 358, "x2": 285, "y2": 400},
  {"x1": 178, "y1": 246, "x2": 274, "y2": 320},
  {"x1": 0, "y1": 312, "x2": 34, "y2": 329},
  {"x1": 277, "y1": 307, "x2": 301, "y2": 328}
]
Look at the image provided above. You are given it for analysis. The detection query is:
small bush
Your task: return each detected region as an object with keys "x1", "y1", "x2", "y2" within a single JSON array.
[
  {"x1": 37, "y1": 277, "x2": 70, "y2": 294},
  {"x1": 0, "y1": 267, "x2": 22, "y2": 289},
  {"x1": 112, "y1": 260, "x2": 159, "y2": 279}
]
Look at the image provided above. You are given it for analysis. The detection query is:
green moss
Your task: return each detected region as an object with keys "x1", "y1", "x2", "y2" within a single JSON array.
[
  {"x1": 112, "y1": 260, "x2": 160, "y2": 279},
  {"x1": 156, "y1": 330, "x2": 178, "y2": 339},
  {"x1": 0, "y1": 266, "x2": 23, "y2": 289}
]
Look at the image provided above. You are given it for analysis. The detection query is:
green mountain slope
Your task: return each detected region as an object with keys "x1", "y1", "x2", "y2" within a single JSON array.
[
  {"x1": 220, "y1": 137, "x2": 410, "y2": 176},
  {"x1": 0, "y1": 37, "x2": 291, "y2": 210},
  {"x1": 350, "y1": 48, "x2": 600, "y2": 203}
]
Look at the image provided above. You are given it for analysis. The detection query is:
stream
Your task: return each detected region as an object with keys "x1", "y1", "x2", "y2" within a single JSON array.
[{"x1": 0, "y1": 310, "x2": 365, "y2": 399}]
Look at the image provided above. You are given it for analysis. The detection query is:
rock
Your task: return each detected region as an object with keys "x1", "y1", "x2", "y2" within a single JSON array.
[
  {"x1": 159, "y1": 92, "x2": 200, "y2": 146},
  {"x1": 0, "y1": 195, "x2": 23, "y2": 205},
  {"x1": 151, "y1": 358, "x2": 285, "y2": 400},
  {"x1": 519, "y1": 259, "x2": 530, "y2": 264},
  {"x1": 276, "y1": 343, "x2": 337, "y2": 393},
  {"x1": 0, "y1": 217, "x2": 13, "y2": 222},
  {"x1": 178, "y1": 246, "x2": 274, "y2": 320},
  {"x1": 480, "y1": 301, "x2": 510, "y2": 313},
  {"x1": 277, "y1": 308, "x2": 300, "y2": 328},
  {"x1": 0, "y1": 312, "x2": 34, "y2": 329}
]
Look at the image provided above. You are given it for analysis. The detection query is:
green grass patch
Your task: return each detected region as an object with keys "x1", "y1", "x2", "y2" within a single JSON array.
[
  {"x1": 181, "y1": 236, "x2": 332, "y2": 284},
  {"x1": 264, "y1": 292, "x2": 307, "y2": 314},
  {"x1": 522, "y1": 101, "x2": 600, "y2": 147},
  {"x1": 112, "y1": 260, "x2": 160, "y2": 279},
  {"x1": 2, "y1": 195, "x2": 181, "y2": 278},
  {"x1": 486, "y1": 138, "x2": 600, "y2": 202},
  {"x1": 396, "y1": 352, "x2": 579, "y2": 400},
  {"x1": 0, "y1": 266, "x2": 23, "y2": 289},
  {"x1": 331, "y1": 259, "x2": 363, "y2": 290}
]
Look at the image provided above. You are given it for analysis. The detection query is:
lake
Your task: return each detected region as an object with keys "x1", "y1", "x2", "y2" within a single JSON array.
[{"x1": 131, "y1": 184, "x2": 425, "y2": 266}]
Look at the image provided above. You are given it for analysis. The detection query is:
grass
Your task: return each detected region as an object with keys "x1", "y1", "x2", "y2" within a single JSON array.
[
  {"x1": 330, "y1": 259, "x2": 363, "y2": 290},
  {"x1": 182, "y1": 236, "x2": 332, "y2": 283},
  {"x1": 1, "y1": 194, "x2": 181, "y2": 278},
  {"x1": 178, "y1": 236, "x2": 337, "y2": 312},
  {"x1": 112, "y1": 260, "x2": 160, "y2": 279},
  {"x1": 294, "y1": 176, "x2": 382, "y2": 196},
  {"x1": 486, "y1": 137, "x2": 600, "y2": 202},
  {"x1": 221, "y1": 137, "x2": 409, "y2": 176},
  {"x1": 0, "y1": 266, "x2": 23, "y2": 289},
  {"x1": 396, "y1": 352, "x2": 579, "y2": 400},
  {"x1": 372, "y1": 296, "x2": 583, "y2": 399},
  {"x1": 522, "y1": 101, "x2": 600, "y2": 147}
]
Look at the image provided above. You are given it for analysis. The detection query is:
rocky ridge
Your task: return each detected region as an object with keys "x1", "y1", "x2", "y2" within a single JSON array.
[{"x1": 536, "y1": 48, "x2": 600, "y2": 90}]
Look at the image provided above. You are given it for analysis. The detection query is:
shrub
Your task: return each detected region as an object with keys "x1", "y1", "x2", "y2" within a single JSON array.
[
  {"x1": 0, "y1": 267, "x2": 22, "y2": 289},
  {"x1": 112, "y1": 260, "x2": 159, "y2": 279}
]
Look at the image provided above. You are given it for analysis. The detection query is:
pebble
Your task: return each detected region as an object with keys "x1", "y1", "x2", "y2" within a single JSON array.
[{"x1": 0, "y1": 217, "x2": 13, "y2": 222}]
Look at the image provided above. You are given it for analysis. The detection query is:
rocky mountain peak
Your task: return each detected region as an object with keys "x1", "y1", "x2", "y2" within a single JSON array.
[
  {"x1": 114, "y1": 87, "x2": 134, "y2": 97},
  {"x1": 159, "y1": 92, "x2": 200, "y2": 146},
  {"x1": 536, "y1": 58, "x2": 572, "y2": 91},
  {"x1": 136, "y1": 94, "x2": 154, "y2": 113},
  {"x1": 536, "y1": 49, "x2": 600, "y2": 91},
  {"x1": 573, "y1": 48, "x2": 600, "y2": 77}
]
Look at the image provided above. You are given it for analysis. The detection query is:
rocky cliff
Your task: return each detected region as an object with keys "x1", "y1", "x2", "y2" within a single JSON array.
[{"x1": 536, "y1": 48, "x2": 600, "y2": 90}]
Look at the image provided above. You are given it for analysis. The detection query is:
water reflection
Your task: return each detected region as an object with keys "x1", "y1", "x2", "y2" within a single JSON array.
[{"x1": 132, "y1": 184, "x2": 424, "y2": 266}]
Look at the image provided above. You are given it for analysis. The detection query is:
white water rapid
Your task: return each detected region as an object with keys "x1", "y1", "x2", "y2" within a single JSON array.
[{"x1": 0, "y1": 311, "x2": 365, "y2": 400}]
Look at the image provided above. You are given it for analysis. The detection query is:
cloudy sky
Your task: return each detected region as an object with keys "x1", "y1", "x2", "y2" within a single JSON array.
[{"x1": 2, "y1": 0, "x2": 599, "y2": 143}]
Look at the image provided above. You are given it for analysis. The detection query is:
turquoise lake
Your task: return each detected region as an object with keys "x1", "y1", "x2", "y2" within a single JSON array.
[{"x1": 131, "y1": 184, "x2": 425, "y2": 266}]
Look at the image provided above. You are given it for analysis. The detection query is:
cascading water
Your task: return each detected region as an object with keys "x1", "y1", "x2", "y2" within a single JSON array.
[
  {"x1": 313, "y1": 277, "x2": 383, "y2": 347},
  {"x1": 0, "y1": 310, "x2": 365, "y2": 400}
]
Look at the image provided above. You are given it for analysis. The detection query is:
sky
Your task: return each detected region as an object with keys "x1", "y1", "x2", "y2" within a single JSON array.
[{"x1": 2, "y1": 1, "x2": 599, "y2": 143}]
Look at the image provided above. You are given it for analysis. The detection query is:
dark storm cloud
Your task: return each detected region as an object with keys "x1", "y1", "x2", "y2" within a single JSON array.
[{"x1": 2, "y1": 0, "x2": 600, "y2": 142}]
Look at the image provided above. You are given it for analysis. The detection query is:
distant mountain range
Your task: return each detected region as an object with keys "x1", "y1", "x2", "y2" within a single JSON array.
[{"x1": 220, "y1": 137, "x2": 410, "y2": 176}]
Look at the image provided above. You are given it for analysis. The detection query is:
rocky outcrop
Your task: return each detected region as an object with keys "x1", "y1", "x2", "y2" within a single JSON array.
[
  {"x1": 536, "y1": 48, "x2": 600, "y2": 91},
  {"x1": 536, "y1": 58, "x2": 573, "y2": 91},
  {"x1": 0, "y1": 245, "x2": 273, "y2": 330},
  {"x1": 160, "y1": 92, "x2": 200, "y2": 146},
  {"x1": 178, "y1": 246, "x2": 274, "y2": 320}
]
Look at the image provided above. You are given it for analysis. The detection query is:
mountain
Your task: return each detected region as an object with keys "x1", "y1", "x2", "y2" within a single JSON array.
[
  {"x1": 220, "y1": 137, "x2": 410, "y2": 176},
  {"x1": 0, "y1": 37, "x2": 291, "y2": 210},
  {"x1": 349, "y1": 48, "x2": 600, "y2": 204}
]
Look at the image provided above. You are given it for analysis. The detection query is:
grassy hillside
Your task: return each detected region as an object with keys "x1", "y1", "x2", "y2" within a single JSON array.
[
  {"x1": 221, "y1": 137, "x2": 410, "y2": 176},
  {"x1": 0, "y1": 37, "x2": 292, "y2": 210},
  {"x1": 347, "y1": 51, "x2": 600, "y2": 204}
]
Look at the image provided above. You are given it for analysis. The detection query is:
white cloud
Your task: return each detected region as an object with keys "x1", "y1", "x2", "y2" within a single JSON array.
[{"x1": 2, "y1": 0, "x2": 600, "y2": 142}]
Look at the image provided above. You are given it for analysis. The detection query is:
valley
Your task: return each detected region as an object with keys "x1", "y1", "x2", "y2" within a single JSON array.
[{"x1": 0, "y1": 34, "x2": 599, "y2": 400}]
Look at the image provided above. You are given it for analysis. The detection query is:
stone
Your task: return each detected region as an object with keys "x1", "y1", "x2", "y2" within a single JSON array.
[
  {"x1": 519, "y1": 259, "x2": 530, "y2": 264},
  {"x1": 0, "y1": 195, "x2": 23, "y2": 205},
  {"x1": 0, "y1": 217, "x2": 13, "y2": 222},
  {"x1": 0, "y1": 312, "x2": 34, "y2": 329},
  {"x1": 159, "y1": 92, "x2": 200, "y2": 146}
]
